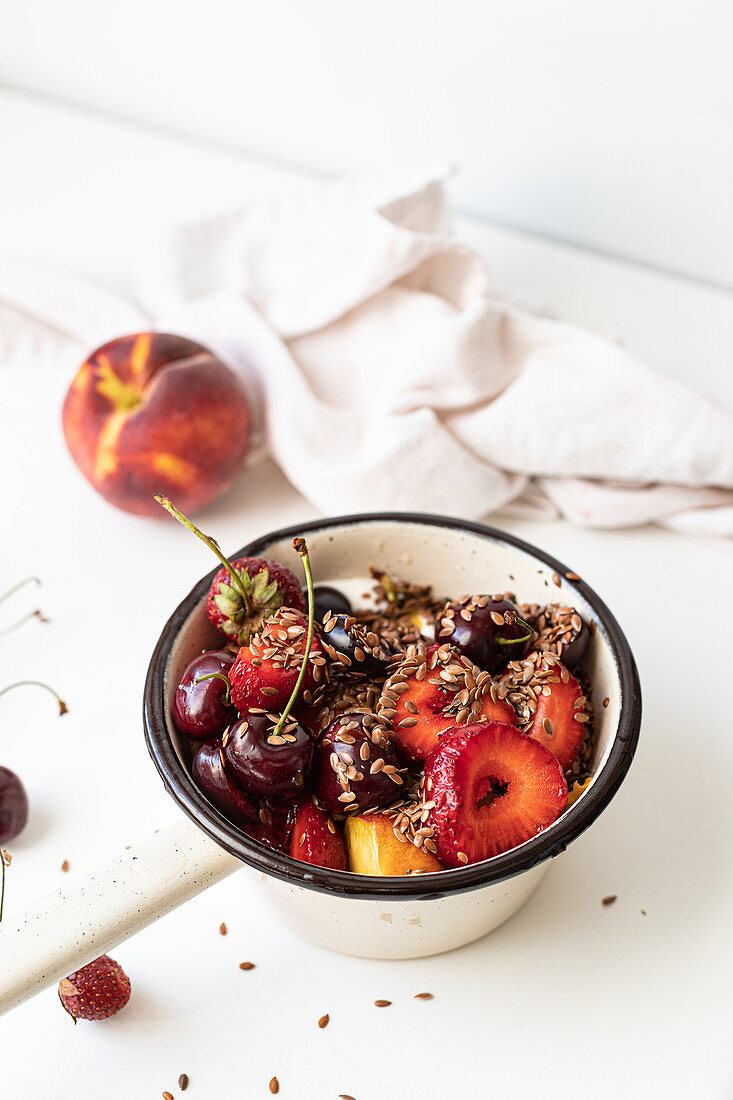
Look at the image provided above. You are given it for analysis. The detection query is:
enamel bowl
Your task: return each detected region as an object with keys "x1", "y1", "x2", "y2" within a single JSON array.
[{"x1": 143, "y1": 513, "x2": 641, "y2": 959}]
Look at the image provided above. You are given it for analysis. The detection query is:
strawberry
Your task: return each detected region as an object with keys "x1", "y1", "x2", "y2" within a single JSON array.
[
  {"x1": 229, "y1": 608, "x2": 326, "y2": 712},
  {"x1": 58, "y1": 955, "x2": 131, "y2": 1021},
  {"x1": 425, "y1": 721, "x2": 567, "y2": 866},
  {"x1": 288, "y1": 799, "x2": 348, "y2": 870},
  {"x1": 207, "y1": 556, "x2": 305, "y2": 647},
  {"x1": 154, "y1": 497, "x2": 306, "y2": 648},
  {"x1": 377, "y1": 643, "x2": 516, "y2": 761}
]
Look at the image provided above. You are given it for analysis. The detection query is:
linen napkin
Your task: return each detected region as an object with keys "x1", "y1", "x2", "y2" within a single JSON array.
[{"x1": 2, "y1": 171, "x2": 733, "y2": 537}]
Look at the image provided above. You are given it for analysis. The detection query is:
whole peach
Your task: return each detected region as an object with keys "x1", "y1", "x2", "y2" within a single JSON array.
[{"x1": 62, "y1": 333, "x2": 251, "y2": 516}]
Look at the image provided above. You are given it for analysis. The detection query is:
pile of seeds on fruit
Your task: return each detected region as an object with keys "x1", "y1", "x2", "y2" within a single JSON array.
[{"x1": 162, "y1": 498, "x2": 596, "y2": 874}]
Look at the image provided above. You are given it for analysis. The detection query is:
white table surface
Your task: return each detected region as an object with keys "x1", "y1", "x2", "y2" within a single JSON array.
[{"x1": 2, "y1": 89, "x2": 732, "y2": 1100}]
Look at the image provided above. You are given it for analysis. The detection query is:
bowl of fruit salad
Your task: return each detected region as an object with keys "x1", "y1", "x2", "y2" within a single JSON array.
[{"x1": 143, "y1": 507, "x2": 641, "y2": 959}]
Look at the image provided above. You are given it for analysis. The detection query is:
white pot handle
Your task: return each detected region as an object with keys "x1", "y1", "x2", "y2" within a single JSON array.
[{"x1": 0, "y1": 815, "x2": 240, "y2": 1016}]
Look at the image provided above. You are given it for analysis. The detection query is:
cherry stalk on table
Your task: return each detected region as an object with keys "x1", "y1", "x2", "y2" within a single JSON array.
[
  {"x1": 0, "y1": 576, "x2": 47, "y2": 637},
  {"x1": 0, "y1": 577, "x2": 68, "y2": 917},
  {"x1": 0, "y1": 681, "x2": 68, "y2": 850}
]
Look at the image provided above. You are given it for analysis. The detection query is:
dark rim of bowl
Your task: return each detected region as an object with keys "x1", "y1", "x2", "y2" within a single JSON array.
[{"x1": 144, "y1": 512, "x2": 641, "y2": 900}]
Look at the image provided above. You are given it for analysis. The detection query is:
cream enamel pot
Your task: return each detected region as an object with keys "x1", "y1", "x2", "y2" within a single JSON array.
[{"x1": 0, "y1": 514, "x2": 641, "y2": 1015}]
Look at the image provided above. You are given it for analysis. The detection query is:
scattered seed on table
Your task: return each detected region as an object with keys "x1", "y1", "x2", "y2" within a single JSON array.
[
  {"x1": 641, "y1": 909, "x2": 647, "y2": 916},
  {"x1": 269, "y1": 1076, "x2": 279, "y2": 1094},
  {"x1": 178, "y1": 1073, "x2": 189, "y2": 1090},
  {"x1": 414, "y1": 992, "x2": 433, "y2": 1000},
  {"x1": 318, "y1": 1014, "x2": 329, "y2": 1028},
  {"x1": 219, "y1": 922, "x2": 227, "y2": 935},
  {"x1": 339, "y1": 1095, "x2": 357, "y2": 1099},
  {"x1": 602, "y1": 895, "x2": 617, "y2": 906},
  {"x1": 374, "y1": 999, "x2": 391, "y2": 1007},
  {"x1": 565, "y1": 572, "x2": 580, "y2": 581},
  {"x1": 162, "y1": 1093, "x2": 174, "y2": 1100},
  {"x1": 61, "y1": 860, "x2": 69, "y2": 872},
  {"x1": 552, "y1": 572, "x2": 561, "y2": 587},
  {"x1": 239, "y1": 961, "x2": 255, "y2": 970}
]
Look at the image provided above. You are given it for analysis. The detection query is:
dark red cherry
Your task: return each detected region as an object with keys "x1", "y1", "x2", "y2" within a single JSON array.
[
  {"x1": 559, "y1": 617, "x2": 590, "y2": 668},
  {"x1": 0, "y1": 766, "x2": 29, "y2": 843},
  {"x1": 320, "y1": 614, "x2": 396, "y2": 677},
  {"x1": 172, "y1": 650, "x2": 236, "y2": 739},
  {"x1": 222, "y1": 713, "x2": 313, "y2": 801},
  {"x1": 312, "y1": 712, "x2": 404, "y2": 814},
  {"x1": 436, "y1": 596, "x2": 533, "y2": 675},
  {"x1": 245, "y1": 799, "x2": 298, "y2": 852},
  {"x1": 311, "y1": 585, "x2": 352, "y2": 622},
  {"x1": 191, "y1": 740, "x2": 259, "y2": 827}
]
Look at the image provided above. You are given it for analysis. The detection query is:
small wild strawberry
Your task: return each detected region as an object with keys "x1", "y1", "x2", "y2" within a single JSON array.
[{"x1": 58, "y1": 954, "x2": 131, "y2": 1021}]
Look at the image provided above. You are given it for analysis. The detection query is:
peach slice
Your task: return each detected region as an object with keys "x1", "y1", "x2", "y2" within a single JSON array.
[{"x1": 344, "y1": 814, "x2": 444, "y2": 876}]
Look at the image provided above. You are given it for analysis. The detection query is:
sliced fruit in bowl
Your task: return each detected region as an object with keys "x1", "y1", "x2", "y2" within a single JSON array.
[{"x1": 424, "y1": 721, "x2": 568, "y2": 867}]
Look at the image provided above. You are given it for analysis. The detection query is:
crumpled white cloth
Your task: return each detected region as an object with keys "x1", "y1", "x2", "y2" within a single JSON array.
[{"x1": 2, "y1": 171, "x2": 733, "y2": 537}]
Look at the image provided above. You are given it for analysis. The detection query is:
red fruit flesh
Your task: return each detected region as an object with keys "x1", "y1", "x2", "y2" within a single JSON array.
[
  {"x1": 58, "y1": 955, "x2": 131, "y2": 1021},
  {"x1": 288, "y1": 799, "x2": 348, "y2": 870},
  {"x1": 229, "y1": 608, "x2": 325, "y2": 712},
  {"x1": 207, "y1": 556, "x2": 306, "y2": 647},
  {"x1": 382, "y1": 644, "x2": 517, "y2": 761},
  {"x1": 425, "y1": 721, "x2": 567, "y2": 867},
  {"x1": 526, "y1": 666, "x2": 585, "y2": 771}
]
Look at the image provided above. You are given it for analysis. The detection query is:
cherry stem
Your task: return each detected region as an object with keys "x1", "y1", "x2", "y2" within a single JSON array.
[
  {"x1": 0, "y1": 578, "x2": 46, "y2": 636},
  {"x1": 0, "y1": 849, "x2": 10, "y2": 923},
  {"x1": 195, "y1": 672, "x2": 232, "y2": 708},
  {"x1": 0, "y1": 681, "x2": 68, "y2": 716},
  {"x1": 495, "y1": 613, "x2": 534, "y2": 647},
  {"x1": 0, "y1": 610, "x2": 47, "y2": 637},
  {"x1": 376, "y1": 570, "x2": 399, "y2": 607},
  {"x1": 154, "y1": 495, "x2": 254, "y2": 616},
  {"x1": 270, "y1": 538, "x2": 314, "y2": 739},
  {"x1": 0, "y1": 577, "x2": 40, "y2": 606}
]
